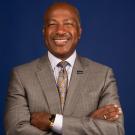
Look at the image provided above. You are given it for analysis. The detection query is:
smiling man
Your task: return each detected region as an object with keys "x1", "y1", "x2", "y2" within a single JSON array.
[
  {"x1": 44, "y1": 3, "x2": 81, "y2": 60},
  {"x1": 4, "y1": 2, "x2": 124, "y2": 135}
]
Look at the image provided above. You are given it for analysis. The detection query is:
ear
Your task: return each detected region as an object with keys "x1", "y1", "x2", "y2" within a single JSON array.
[
  {"x1": 42, "y1": 25, "x2": 45, "y2": 34},
  {"x1": 42, "y1": 29, "x2": 44, "y2": 33},
  {"x1": 78, "y1": 27, "x2": 82, "y2": 39}
]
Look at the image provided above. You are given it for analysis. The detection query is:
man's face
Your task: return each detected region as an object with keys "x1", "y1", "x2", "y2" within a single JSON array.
[{"x1": 44, "y1": 4, "x2": 81, "y2": 60}]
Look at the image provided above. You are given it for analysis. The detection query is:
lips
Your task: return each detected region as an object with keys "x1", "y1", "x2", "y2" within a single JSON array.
[
  {"x1": 51, "y1": 33, "x2": 71, "y2": 45},
  {"x1": 53, "y1": 39, "x2": 69, "y2": 45}
]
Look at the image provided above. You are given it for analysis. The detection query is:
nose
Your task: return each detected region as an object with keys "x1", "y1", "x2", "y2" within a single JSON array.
[{"x1": 56, "y1": 24, "x2": 66, "y2": 35}]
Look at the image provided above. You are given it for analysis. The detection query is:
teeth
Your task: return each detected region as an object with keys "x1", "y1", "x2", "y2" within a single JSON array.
[
  {"x1": 55, "y1": 39, "x2": 67, "y2": 41},
  {"x1": 54, "y1": 39, "x2": 68, "y2": 44}
]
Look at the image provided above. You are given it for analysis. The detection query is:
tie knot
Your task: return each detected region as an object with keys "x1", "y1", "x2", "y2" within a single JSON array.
[{"x1": 57, "y1": 61, "x2": 69, "y2": 69}]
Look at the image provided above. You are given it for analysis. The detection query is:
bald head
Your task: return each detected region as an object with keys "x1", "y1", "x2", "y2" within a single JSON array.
[
  {"x1": 43, "y1": 2, "x2": 82, "y2": 60},
  {"x1": 44, "y1": 2, "x2": 81, "y2": 26}
]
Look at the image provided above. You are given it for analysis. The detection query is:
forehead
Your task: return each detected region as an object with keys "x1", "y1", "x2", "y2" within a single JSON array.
[{"x1": 44, "y1": 4, "x2": 79, "y2": 21}]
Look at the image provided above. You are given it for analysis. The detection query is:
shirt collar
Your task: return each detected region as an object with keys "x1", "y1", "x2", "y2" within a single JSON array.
[{"x1": 48, "y1": 51, "x2": 77, "y2": 70}]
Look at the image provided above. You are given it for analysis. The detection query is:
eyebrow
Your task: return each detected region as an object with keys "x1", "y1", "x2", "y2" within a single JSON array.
[
  {"x1": 46, "y1": 19, "x2": 57, "y2": 22},
  {"x1": 64, "y1": 18, "x2": 74, "y2": 22},
  {"x1": 45, "y1": 18, "x2": 77, "y2": 26},
  {"x1": 48, "y1": 18, "x2": 76, "y2": 22}
]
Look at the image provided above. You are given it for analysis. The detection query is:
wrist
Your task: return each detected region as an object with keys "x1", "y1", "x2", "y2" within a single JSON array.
[
  {"x1": 49, "y1": 114, "x2": 56, "y2": 128},
  {"x1": 51, "y1": 114, "x2": 63, "y2": 134}
]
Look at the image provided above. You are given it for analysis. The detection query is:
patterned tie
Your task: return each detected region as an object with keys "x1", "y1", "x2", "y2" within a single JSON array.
[{"x1": 57, "y1": 61, "x2": 68, "y2": 111}]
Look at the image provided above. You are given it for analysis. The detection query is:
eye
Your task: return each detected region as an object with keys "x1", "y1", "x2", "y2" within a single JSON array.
[
  {"x1": 47, "y1": 22, "x2": 57, "y2": 27},
  {"x1": 47, "y1": 21, "x2": 57, "y2": 27},
  {"x1": 64, "y1": 22, "x2": 74, "y2": 26}
]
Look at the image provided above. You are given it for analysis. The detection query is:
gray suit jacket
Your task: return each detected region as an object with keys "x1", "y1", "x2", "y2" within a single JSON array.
[{"x1": 4, "y1": 55, "x2": 124, "y2": 135}]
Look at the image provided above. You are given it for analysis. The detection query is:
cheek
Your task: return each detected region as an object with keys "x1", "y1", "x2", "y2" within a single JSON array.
[
  {"x1": 72, "y1": 30, "x2": 80, "y2": 39},
  {"x1": 44, "y1": 29, "x2": 52, "y2": 39}
]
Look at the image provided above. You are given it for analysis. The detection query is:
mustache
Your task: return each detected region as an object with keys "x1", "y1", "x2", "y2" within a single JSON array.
[{"x1": 51, "y1": 33, "x2": 71, "y2": 40}]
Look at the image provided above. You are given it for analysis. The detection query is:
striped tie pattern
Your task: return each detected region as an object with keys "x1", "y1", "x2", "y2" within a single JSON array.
[{"x1": 57, "y1": 61, "x2": 68, "y2": 111}]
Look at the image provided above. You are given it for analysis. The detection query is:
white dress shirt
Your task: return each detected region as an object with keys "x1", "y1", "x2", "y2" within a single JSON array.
[{"x1": 48, "y1": 51, "x2": 77, "y2": 134}]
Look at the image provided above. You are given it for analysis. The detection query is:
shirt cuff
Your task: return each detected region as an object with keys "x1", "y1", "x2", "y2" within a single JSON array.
[{"x1": 52, "y1": 114, "x2": 63, "y2": 134}]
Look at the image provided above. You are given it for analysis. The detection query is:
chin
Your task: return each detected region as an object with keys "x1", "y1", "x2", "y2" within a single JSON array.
[{"x1": 54, "y1": 53, "x2": 69, "y2": 59}]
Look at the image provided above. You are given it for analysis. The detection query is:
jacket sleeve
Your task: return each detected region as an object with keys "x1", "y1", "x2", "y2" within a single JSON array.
[
  {"x1": 63, "y1": 68, "x2": 125, "y2": 135},
  {"x1": 4, "y1": 69, "x2": 48, "y2": 135}
]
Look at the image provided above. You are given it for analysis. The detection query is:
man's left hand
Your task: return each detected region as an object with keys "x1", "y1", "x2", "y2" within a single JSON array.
[{"x1": 91, "y1": 104, "x2": 122, "y2": 121}]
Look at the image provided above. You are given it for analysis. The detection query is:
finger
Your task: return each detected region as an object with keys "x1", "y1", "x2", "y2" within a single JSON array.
[
  {"x1": 103, "y1": 113, "x2": 119, "y2": 121},
  {"x1": 105, "y1": 107, "x2": 117, "y2": 113},
  {"x1": 91, "y1": 105, "x2": 122, "y2": 120},
  {"x1": 107, "y1": 114, "x2": 119, "y2": 121},
  {"x1": 118, "y1": 107, "x2": 123, "y2": 114},
  {"x1": 106, "y1": 107, "x2": 122, "y2": 115},
  {"x1": 103, "y1": 105, "x2": 122, "y2": 114},
  {"x1": 98, "y1": 104, "x2": 117, "y2": 114},
  {"x1": 91, "y1": 106, "x2": 117, "y2": 118},
  {"x1": 105, "y1": 111, "x2": 119, "y2": 118}
]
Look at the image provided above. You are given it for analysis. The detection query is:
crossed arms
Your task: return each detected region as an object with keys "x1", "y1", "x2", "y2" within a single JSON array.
[{"x1": 4, "y1": 68, "x2": 124, "y2": 135}]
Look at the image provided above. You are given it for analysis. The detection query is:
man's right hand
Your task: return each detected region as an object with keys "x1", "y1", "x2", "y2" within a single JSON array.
[
  {"x1": 31, "y1": 112, "x2": 51, "y2": 131},
  {"x1": 91, "y1": 104, "x2": 122, "y2": 121}
]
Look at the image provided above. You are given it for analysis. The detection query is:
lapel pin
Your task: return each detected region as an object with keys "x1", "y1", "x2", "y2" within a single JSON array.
[{"x1": 77, "y1": 70, "x2": 83, "y2": 74}]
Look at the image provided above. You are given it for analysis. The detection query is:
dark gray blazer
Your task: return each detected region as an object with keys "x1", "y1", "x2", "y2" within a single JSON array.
[{"x1": 4, "y1": 55, "x2": 124, "y2": 135}]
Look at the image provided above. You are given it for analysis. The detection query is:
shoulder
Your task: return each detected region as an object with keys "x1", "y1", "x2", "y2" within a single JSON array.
[
  {"x1": 79, "y1": 56, "x2": 112, "y2": 73},
  {"x1": 13, "y1": 58, "x2": 39, "y2": 72},
  {"x1": 12, "y1": 55, "x2": 47, "y2": 74},
  {"x1": 79, "y1": 56, "x2": 115, "y2": 83}
]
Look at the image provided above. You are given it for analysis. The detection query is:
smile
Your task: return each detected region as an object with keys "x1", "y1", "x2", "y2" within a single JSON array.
[{"x1": 53, "y1": 39, "x2": 69, "y2": 45}]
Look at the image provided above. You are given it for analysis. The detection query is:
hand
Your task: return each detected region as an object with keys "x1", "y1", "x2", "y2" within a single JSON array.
[
  {"x1": 91, "y1": 104, "x2": 122, "y2": 121},
  {"x1": 31, "y1": 112, "x2": 51, "y2": 131}
]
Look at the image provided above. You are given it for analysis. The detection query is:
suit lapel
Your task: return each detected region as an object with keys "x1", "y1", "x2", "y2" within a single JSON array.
[
  {"x1": 36, "y1": 55, "x2": 61, "y2": 114},
  {"x1": 63, "y1": 56, "x2": 89, "y2": 115}
]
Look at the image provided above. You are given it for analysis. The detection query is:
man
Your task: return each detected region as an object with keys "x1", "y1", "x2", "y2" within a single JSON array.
[{"x1": 4, "y1": 2, "x2": 124, "y2": 135}]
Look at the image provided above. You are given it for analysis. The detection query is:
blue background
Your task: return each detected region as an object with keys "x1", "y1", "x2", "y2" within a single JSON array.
[{"x1": 0, "y1": 0, "x2": 135, "y2": 134}]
